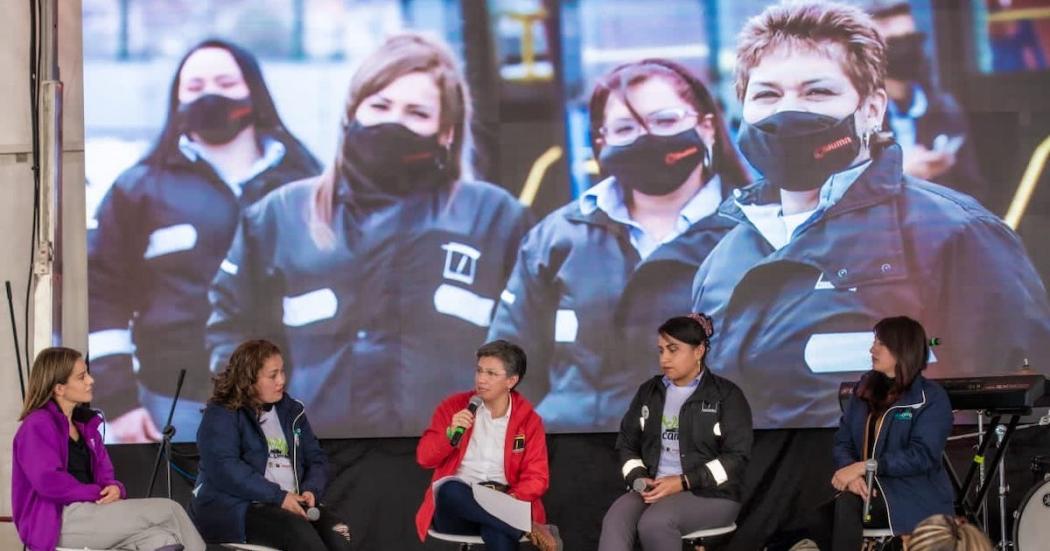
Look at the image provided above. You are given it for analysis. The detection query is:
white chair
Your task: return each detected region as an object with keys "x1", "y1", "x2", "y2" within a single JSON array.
[
  {"x1": 862, "y1": 527, "x2": 895, "y2": 550},
  {"x1": 427, "y1": 528, "x2": 529, "y2": 550},
  {"x1": 682, "y1": 522, "x2": 737, "y2": 548},
  {"x1": 57, "y1": 548, "x2": 116, "y2": 551},
  {"x1": 222, "y1": 544, "x2": 283, "y2": 551}
]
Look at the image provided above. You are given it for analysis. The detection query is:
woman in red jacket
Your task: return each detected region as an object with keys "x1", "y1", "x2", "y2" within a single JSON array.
[{"x1": 415, "y1": 340, "x2": 562, "y2": 551}]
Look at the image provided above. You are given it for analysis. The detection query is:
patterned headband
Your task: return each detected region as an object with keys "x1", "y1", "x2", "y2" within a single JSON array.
[{"x1": 687, "y1": 313, "x2": 714, "y2": 339}]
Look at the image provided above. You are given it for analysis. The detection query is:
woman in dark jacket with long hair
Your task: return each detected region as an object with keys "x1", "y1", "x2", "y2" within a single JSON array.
[
  {"x1": 191, "y1": 340, "x2": 350, "y2": 550},
  {"x1": 207, "y1": 33, "x2": 530, "y2": 438},
  {"x1": 89, "y1": 39, "x2": 321, "y2": 443},
  {"x1": 818, "y1": 316, "x2": 954, "y2": 549}
]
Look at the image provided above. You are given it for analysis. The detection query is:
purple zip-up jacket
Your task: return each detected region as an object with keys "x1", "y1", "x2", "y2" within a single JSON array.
[{"x1": 12, "y1": 400, "x2": 127, "y2": 551}]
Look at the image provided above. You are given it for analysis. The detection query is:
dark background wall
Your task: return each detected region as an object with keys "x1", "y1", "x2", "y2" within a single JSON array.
[{"x1": 110, "y1": 423, "x2": 1050, "y2": 550}]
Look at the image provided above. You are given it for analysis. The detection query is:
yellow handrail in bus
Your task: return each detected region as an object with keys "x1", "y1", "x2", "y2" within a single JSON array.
[
  {"x1": 519, "y1": 146, "x2": 563, "y2": 207},
  {"x1": 987, "y1": 7, "x2": 1050, "y2": 23},
  {"x1": 1004, "y1": 135, "x2": 1050, "y2": 230}
]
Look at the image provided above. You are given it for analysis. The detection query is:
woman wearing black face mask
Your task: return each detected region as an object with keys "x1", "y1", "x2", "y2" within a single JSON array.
[
  {"x1": 691, "y1": 1, "x2": 1050, "y2": 431},
  {"x1": 207, "y1": 33, "x2": 531, "y2": 438},
  {"x1": 88, "y1": 39, "x2": 321, "y2": 443},
  {"x1": 487, "y1": 59, "x2": 751, "y2": 431},
  {"x1": 809, "y1": 316, "x2": 954, "y2": 549}
]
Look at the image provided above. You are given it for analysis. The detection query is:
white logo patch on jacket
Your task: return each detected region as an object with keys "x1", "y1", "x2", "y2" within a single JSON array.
[
  {"x1": 143, "y1": 224, "x2": 198, "y2": 259},
  {"x1": 441, "y1": 242, "x2": 481, "y2": 285}
]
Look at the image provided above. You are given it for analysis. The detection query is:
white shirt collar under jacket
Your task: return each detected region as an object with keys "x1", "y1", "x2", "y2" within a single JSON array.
[
  {"x1": 580, "y1": 175, "x2": 723, "y2": 260},
  {"x1": 455, "y1": 399, "x2": 512, "y2": 485},
  {"x1": 736, "y1": 160, "x2": 871, "y2": 250},
  {"x1": 178, "y1": 134, "x2": 286, "y2": 195}
]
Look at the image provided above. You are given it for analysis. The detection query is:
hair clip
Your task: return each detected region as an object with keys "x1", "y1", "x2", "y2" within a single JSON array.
[{"x1": 687, "y1": 312, "x2": 714, "y2": 338}]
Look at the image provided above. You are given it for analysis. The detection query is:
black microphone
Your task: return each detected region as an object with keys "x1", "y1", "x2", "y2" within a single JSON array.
[
  {"x1": 862, "y1": 458, "x2": 878, "y2": 522},
  {"x1": 631, "y1": 478, "x2": 652, "y2": 493},
  {"x1": 449, "y1": 395, "x2": 483, "y2": 447}
]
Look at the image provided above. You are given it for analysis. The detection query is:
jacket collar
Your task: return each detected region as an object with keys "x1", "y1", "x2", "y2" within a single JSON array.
[
  {"x1": 891, "y1": 375, "x2": 928, "y2": 409},
  {"x1": 43, "y1": 399, "x2": 104, "y2": 434},
  {"x1": 719, "y1": 144, "x2": 905, "y2": 225}
]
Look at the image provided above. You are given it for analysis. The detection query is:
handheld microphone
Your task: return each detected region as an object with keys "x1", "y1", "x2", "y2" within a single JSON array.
[
  {"x1": 449, "y1": 395, "x2": 483, "y2": 447},
  {"x1": 631, "y1": 478, "x2": 652, "y2": 493},
  {"x1": 306, "y1": 506, "x2": 320, "y2": 521},
  {"x1": 862, "y1": 458, "x2": 878, "y2": 522}
]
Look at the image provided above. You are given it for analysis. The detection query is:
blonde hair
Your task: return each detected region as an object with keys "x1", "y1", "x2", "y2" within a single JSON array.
[
  {"x1": 907, "y1": 515, "x2": 993, "y2": 551},
  {"x1": 734, "y1": 0, "x2": 886, "y2": 101},
  {"x1": 311, "y1": 32, "x2": 473, "y2": 247},
  {"x1": 19, "y1": 347, "x2": 82, "y2": 420}
]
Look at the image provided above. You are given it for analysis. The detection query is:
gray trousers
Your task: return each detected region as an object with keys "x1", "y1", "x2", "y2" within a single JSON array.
[
  {"x1": 59, "y1": 498, "x2": 205, "y2": 551},
  {"x1": 598, "y1": 490, "x2": 740, "y2": 551}
]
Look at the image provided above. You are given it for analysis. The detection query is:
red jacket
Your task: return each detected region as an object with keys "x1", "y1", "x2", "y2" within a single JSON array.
[{"x1": 415, "y1": 391, "x2": 549, "y2": 541}]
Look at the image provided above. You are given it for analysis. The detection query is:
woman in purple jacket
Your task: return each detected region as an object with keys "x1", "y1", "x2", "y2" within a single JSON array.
[{"x1": 11, "y1": 347, "x2": 205, "y2": 551}]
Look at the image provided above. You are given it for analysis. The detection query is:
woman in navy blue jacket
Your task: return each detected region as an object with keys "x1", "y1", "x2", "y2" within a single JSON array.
[
  {"x1": 191, "y1": 340, "x2": 350, "y2": 550},
  {"x1": 818, "y1": 316, "x2": 954, "y2": 549}
]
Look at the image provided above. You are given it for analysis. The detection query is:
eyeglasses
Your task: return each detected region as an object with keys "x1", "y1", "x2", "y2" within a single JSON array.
[{"x1": 600, "y1": 108, "x2": 699, "y2": 147}]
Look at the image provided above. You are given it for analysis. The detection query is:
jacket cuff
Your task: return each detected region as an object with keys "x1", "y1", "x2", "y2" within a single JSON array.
[{"x1": 622, "y1": 458, "x2": 648, "y2": 487}]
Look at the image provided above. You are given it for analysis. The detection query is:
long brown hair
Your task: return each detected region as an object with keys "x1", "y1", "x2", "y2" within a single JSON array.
[
  {"x1": 19, "y1": 347, "x2": 82, "y2": 420},
  {"x1": 310, "y1": 32, "x2": 473, "y2": 247},
  {"x1": 855, "y1": 316, "x2": 929, "y2": 413},
  {"x1": 588, "y1": 58, "x2": 751, "y2": 188},
  {"x1": 209, "y1": 340, "x2": 282, "y2": 411}
]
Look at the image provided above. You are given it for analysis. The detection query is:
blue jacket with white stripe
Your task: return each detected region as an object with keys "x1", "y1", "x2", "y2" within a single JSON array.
[
  {"x1": 835, "y1": 374, "x2": 955, "y2": 534},
  {"x1": 206, "y1": 176, "x2": 529, "y2": 438},
  {"x1": 691, "y1": 144, "x2": 1050, "y2": 429},
  {"x1": 487, "y1": 180, "x2": 737, "y2": 432},
  {"x1": 88, "y1": 140, "x2": 320, "y2": 413}
]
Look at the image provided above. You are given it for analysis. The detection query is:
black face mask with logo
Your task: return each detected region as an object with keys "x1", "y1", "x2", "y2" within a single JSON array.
[
  {"x1": 736, "y1": 111, "x2": 861, "y2": 192},
  {"x1": 341, "y1": 121, "x2": 449, "y2": 197},
  {"x1": 885, "y1": 31, "x2": 930, "y2": 83},
  {"x1": 179, "y1": 94, "x2": 255, "y2": 145},
  {"x1": 598, "y1": 129, "x2": 708, "y2": 197}
]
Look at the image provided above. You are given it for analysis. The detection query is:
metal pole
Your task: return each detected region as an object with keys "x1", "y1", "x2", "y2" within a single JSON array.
[
  {"x1": 995, "y1": 423, "x2": 1010, "y2": 549},
  {"x1": 979, "y1": 413, "x2": 989, "y2": 530},
  {"x1": 30, "y1": 0, "x2": 62, "y2": 360}
]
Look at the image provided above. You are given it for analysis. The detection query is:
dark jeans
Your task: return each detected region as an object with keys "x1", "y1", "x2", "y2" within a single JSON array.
[
  {"x1": 433, "y1": 480, "x2": 525, "y2": 551},
  {"x1": 810, "y1": 491, "x2": 896, "y2": 551},
  {"x1": 244, "y1": 503, "x2": 352, "y2": 551}
]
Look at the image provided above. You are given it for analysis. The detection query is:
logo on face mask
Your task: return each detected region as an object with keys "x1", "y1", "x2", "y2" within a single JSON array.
[
  {"x1": 665, "y1": 146, "x2": 700, "y2": 166},
  {"x1": 599, "y1": 130, "x2": 709, "y2": 197},
  {"x1": 736, "y1": 110, "x2": 862, "y2": 192},
  {"x1": 813, "y1": 136, "x2": 855, "y2": 160}
]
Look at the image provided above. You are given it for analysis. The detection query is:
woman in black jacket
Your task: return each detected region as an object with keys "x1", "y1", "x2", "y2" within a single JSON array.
[
  {"x1": 88, "y1": 39, "x2": 321, "y2": 443},
  {"x1": 598, "y1": 314, "x2": 753, "y2": 551},
  {"x1": 191, "y1": 339, "x2": 350, "y2": 550}
]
